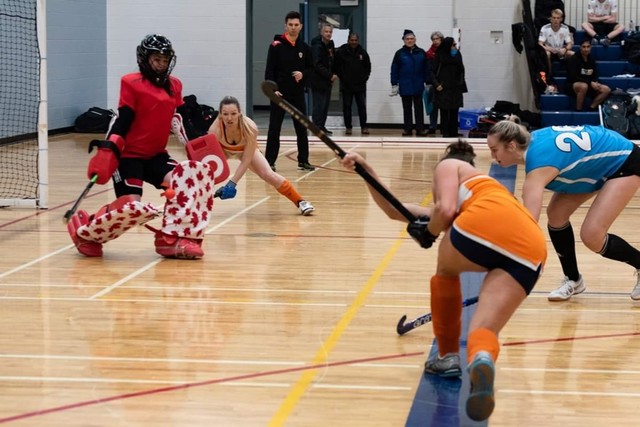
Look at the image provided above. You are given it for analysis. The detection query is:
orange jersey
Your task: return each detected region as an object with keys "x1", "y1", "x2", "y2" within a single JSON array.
[
  {"x1": 453, "y1": 175, "x2": 546, "y2": 271},
  {"x1": 209, "y1": 116, "x2": 259, "y2": 157}
]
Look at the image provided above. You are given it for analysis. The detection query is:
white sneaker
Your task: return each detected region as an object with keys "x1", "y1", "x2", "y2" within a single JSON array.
[
  {"x1": 548, "y1": 275, "x2": 586, "y2": 301},
  {"x1": 298, "y1": 200, "x2": 315, "y2": 216},
  {"x1": 631, "y1": 270, "x2": 640, "y2": 300}
]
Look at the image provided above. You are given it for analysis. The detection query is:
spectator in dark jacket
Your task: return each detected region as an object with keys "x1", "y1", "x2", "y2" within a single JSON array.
[
  {"x1": 390, "y1": 29, "x2": 431, "y2": 136},
  {"x1": 309, "y1": 23, "x2": 337, "y2": 135},
  {"x1": 432, "y1": 37, "x2": 466, "y2": 138},
  {"x1": 566, "y1": 39, "x2": 611, "y2": 111},
  {"x1": 334, "y1": 32, "x2": 371, "y2": 135},
  {"x1": 264, "y1": 10, "x2": 315, "y2": 172}
]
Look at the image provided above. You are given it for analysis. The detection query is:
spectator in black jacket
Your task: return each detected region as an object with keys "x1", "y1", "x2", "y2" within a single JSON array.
[
  {"x1": 264, "y1": 10, "x2": 315, "y2": 172},
  {"x1": 334, "y1": 32, "x2": 371, "y2": 135},
  {"x1": 566, "y1": 39, "x2": 611, "y2": 111},
  {"x1": 309, "y1": 23, "x2": 337, "y2": 135},
  {"x1": 432, "y1": 37, "x2": 466, "y2": 138}
]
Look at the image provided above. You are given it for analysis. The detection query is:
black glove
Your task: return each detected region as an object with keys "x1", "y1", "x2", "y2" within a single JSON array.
[{"x1": 406, "y1": 216, "x2": 438, "y2": 249}]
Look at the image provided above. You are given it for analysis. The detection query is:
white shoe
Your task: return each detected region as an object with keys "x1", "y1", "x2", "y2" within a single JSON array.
[
  {"x1": 548, "y1": 275, "x2": 586, "y2": 301},
  {"x1": 298, "y1": 200, "x2": 315, "y2": 216},
  {"x1": 631, "y1": 270, "x2": 640, "y2": 300}
]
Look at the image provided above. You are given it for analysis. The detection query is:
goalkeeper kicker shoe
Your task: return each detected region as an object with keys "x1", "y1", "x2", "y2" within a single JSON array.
[
  {"x1": 67, "y1": 210, "x2": 103, "y2": 257},
  {"x1": 146, "y1": 225, "x2": 203, "y2": 259}
]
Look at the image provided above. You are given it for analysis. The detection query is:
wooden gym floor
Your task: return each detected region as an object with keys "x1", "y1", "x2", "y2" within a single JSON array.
[{"x1": 1, "y1": 131, "x2": 640, "y2": 426}]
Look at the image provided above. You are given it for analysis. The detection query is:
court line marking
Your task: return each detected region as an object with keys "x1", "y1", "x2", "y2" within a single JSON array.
[
  {"x1": 267, "y1": 237, "x2": 407, "y2": 426},
  {"x1": 0, "y1": 245, "x2": 73, "y2": 279},
  {"x1": 0, "y1": 351, "x2": 422, "y2": 425},
  {"x1": 0, "y1": 376, "x2": 411, "y2": 392},
  {"x1": 4, "y1": 328, "x2": 640, "y2": 424}
]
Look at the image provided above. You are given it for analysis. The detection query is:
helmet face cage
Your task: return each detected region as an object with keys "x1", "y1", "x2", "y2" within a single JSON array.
[{"x1": 136, "y1": 34, "x2": 177, "y2": 86}]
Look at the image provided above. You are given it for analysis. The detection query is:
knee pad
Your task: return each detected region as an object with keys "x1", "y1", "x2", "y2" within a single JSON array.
[
  {"x1": 161, "y1": 160, "x2": 216, "y2": 241},
  {"x1": 76, "y1": 195, "x2": 161, "y2": 244}
]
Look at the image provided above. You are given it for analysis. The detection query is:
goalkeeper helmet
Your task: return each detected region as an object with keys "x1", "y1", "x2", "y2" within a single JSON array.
[{"x1": 136, "y1": 34, "x2": 176, "y2": 86}]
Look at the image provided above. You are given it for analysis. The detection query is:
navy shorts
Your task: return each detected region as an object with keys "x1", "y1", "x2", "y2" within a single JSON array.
[
  {"x1": 113, "y1": 152, "x2": 177, "y2": 197},
  {"x1": 450, "y1": 226, "x2": 542, "y2": 295},
  {"x1": 608, "y1": 144, "x2": 640, "y2": 180}
]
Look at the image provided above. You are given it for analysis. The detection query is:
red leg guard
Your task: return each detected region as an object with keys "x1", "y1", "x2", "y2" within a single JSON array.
[
  {"x1": 67, "y1": 210, "x2": 103, "y2": 257},
  {"x1": 145, "y1": 225, "x2": 203, "y2": 259}
]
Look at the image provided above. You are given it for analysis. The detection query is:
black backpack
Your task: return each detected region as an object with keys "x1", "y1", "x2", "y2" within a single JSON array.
[
  {"x1": 74, "y1": 107, "x2": 115, "y2": 133},
  {"x1": 624, "y1": 31, "x2": 640, "y2": 64},
  {"x1": 602, "y1": 90, "x2": 633, "y2": 136},
  {"x1": 181, "y1": 95, "x2": 218, "y2": 140}
]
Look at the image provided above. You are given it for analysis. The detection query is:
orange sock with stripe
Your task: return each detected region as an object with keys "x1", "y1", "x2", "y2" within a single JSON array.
[
  {"x1": 467, "y1": 327, "x2": 500, "y2": 363},
  {"x1": 277, "y1": 180, "x2": 303, "y2": 205},
  {"x1": 430, "y1": 275, "x2": 462, "y2": 356}
]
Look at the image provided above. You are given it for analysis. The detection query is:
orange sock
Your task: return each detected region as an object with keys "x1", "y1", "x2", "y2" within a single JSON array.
[
  {"x1": 467, "y1": 327, "x2": 500, "y2": 364},
  {"x1": 430, "y1": 275, "x2": 462, "y2": 356},
  {"x1": 277, "y1": 180, "x2": 304, "y2": 206}
]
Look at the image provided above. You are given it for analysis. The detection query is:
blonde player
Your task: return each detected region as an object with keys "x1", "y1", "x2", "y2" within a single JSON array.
[{"x1": 207, "y1": 96, "x2": 315, "y2": 215}]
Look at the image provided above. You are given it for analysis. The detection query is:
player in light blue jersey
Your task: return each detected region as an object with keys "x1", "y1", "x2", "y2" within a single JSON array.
[{"x1": 487, "y1": 121, "x2": 640, "y2": 301}]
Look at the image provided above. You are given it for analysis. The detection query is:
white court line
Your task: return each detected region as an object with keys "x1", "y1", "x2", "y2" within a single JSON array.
[
  {"x1": 0, "y1": 295, "x2": 346, "y2": 307},
  {"x1": 0, "y1": 282, "x2": 359, "y2": 294},
  {"x1": 90, "y1": 259, "x2": 162, "y2": 299},
  {"x1": 0, "y1": 353, "x2": 419, "y2": 371},
  {"x1": 0, "y1": 375, "x2": 411, "y2": 391},
  {"x1": 0, "y1": 353, "x2": 304, "y2": 366},
  {"x1": 0, "y1": 245, "x2": 73, "y2": 279}
]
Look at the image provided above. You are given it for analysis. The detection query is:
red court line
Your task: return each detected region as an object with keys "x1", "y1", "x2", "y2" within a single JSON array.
[
  {"x1": 503, "y1": 330, "x2": 640, "y2": 346},
  {"x1": 0, "y1": 188, "x2": 110, "y2": 230},
  {"x1": 3, "y1": 328, "x2": 640, "y2": 424},
  {"x1": 0, "y1": 351, "x2": 423, "y2": 424}
]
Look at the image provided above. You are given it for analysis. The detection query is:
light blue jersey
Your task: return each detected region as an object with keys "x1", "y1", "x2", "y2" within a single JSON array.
[{"x1": 526, "y1": 125, "x2": 634, "y2": 193}]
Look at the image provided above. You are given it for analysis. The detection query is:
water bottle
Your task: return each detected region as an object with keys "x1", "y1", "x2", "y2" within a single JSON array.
[{"x1": 630, "y1": 20, "x2": 634, "y2": 33}]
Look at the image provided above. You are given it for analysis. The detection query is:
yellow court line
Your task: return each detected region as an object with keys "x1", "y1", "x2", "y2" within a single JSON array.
[{"x1": 268, "y1": 193, "x2": 433, "y2": 426}]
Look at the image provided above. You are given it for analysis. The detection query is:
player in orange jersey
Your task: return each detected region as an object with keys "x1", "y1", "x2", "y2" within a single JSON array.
[
  {"x1": 340, "y1": 140, "x2": 547, "y2": 421},
  {"x1": 208, "y1": 95, "x2": 315, "y2": 215}
]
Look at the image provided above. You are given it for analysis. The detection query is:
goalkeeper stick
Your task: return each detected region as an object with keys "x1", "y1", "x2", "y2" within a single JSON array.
[
  {"x1": 62, "y1": 174, "x2": 98, "y2": 224},
  {"x1": 396, "y1": 296, "x2": 479, "y2": 335},
  {"x1": 261, "y1": 80, "x2": 417, "y2": 222}
]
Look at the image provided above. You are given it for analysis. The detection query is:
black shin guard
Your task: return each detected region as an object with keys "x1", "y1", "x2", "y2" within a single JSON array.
[
  {"x1": 548, "y1": 223, "x2": 580, "y2": 281},
  {"x1": 599, "y1": 234, "x2": 640, "y2": 269}
]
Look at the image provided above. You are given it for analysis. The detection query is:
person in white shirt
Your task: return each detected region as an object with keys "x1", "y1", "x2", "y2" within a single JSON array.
[
  {"x1": 582, "y1": 0, "x2": 625, "y2": 46},
  {"x1": 538, "y1": 9, "x2": 575, "y2": 79}
]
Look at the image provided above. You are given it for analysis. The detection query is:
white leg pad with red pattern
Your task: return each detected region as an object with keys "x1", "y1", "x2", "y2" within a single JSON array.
[
  {"x1": 161, "y1": 160, "x2": 216, "y2": 239},
  {"x1": 76, "y1": 196, "x2": 161, "y2": 244}
]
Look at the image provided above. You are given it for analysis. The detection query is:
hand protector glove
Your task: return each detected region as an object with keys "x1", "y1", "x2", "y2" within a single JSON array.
[
  {"x1": 87, "y1": 135, "x2": 124, "y2": 185},
  {"x1": 406, "y1": 216, "x2": 439, "y2": 249},
  {"x1": 215, "y1": 180, "x2": 237, "y2": 199},
  {"x1": 389, "y1": 85, "x2": 399, "y2": 96}
]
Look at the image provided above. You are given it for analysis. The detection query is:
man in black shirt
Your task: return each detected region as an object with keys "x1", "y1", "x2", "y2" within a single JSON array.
[{"x1": 264, "y1": 10, "x2": 315, "y2": 172}]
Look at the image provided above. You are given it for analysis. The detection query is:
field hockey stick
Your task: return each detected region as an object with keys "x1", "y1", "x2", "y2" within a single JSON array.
[
  {"x1": 261, "y1": 80, "x2": 417, "y2": 223},
  {"x1": 396, "y1": 296, "x2": 479, "y2": 336},
  {"x1": 63, "y1": 174, "x2": 98, "y2": 224}
]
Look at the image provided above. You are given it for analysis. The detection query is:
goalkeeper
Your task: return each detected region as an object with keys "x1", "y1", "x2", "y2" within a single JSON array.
[
  {"x1": 339, "y1": 140, "x2": 546, "y2": 422},
  {"x1": 67, "y1": 34, "x2": 221, "y2": 259}
]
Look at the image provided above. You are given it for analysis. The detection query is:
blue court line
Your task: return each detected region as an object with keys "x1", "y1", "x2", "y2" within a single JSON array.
[{"x1": 405, "y1": 164, "x2": 518, "y2": 427}]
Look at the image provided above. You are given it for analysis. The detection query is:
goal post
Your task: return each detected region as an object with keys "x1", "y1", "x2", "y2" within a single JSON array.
[{"x1": 0, "y1": 0, "x2": 48, "y2": 209}]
